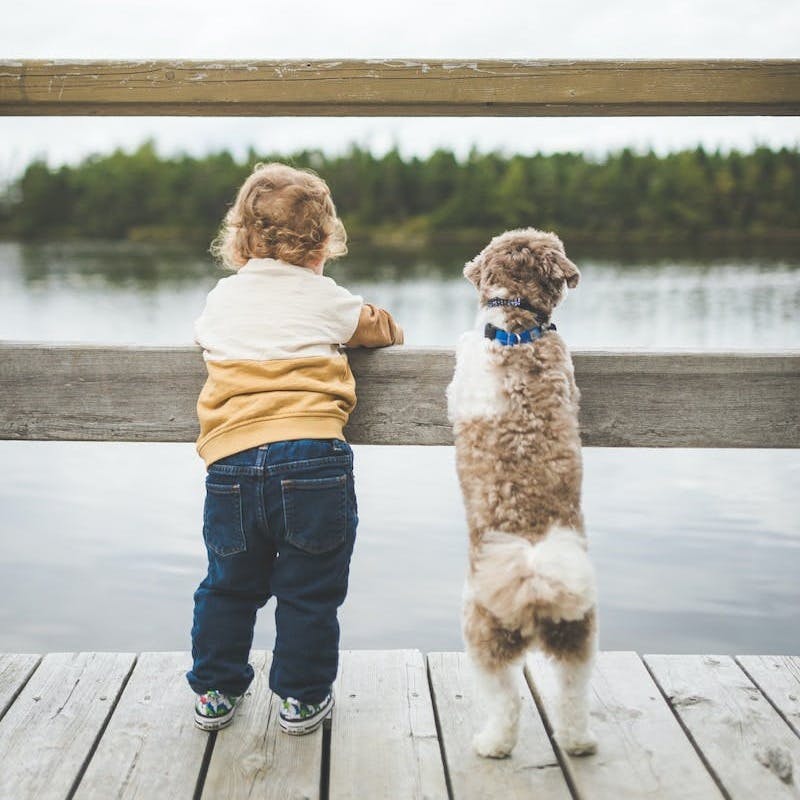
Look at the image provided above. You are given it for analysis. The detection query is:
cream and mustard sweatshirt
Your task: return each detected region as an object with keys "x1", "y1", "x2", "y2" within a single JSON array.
[{"x1": 194, "y1": 257, "x2": 403, "y2": 466}]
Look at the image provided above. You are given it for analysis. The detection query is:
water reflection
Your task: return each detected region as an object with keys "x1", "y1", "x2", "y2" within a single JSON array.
[
  {"x1": 15, "y1": 240, "x2": 218, "y2": 288},
  {"x1": 3, "y1": 241, "x2": 799, "y2": 350}
]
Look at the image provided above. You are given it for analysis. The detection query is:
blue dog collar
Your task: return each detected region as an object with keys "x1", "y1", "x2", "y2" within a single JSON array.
[{"x1": 484, "y1": 322, "x2": 556, "y2": 346}]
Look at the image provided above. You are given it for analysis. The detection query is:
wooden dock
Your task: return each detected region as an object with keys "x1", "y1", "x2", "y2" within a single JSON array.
[
  {"x1": 1, "y1": 57, "x2": 798, "y2": 800},
  {"x1": 1, "y1": 650, "x2": 798, "y2": 799}
]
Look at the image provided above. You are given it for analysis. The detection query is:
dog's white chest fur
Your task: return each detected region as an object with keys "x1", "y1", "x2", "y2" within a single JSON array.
[{"x1": 446, "y1": 330, "x2": 507, "y2": 423}]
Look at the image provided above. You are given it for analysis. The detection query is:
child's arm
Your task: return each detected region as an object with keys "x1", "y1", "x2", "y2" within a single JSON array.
[{"x1": 345, "y1": 303, "x2": 404, "y2": 348}]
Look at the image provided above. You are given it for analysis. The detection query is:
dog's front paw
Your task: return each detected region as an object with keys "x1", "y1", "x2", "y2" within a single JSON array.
[
  {"x1": 555, "y1": 727, "x2": 597, "y2": 756},
  {"x1": 473, "y1": 727, "x2": 516, "y2": 759}
]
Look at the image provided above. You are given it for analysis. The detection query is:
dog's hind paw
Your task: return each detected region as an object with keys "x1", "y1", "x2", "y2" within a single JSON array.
[
  {"x1": 473, "y1": 727, "x2": 516, "y2": 759},
  {"x1": 555, "y1": 727, "x2": 597, "y2": 756}
]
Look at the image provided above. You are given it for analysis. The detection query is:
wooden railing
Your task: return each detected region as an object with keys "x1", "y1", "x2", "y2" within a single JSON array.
[
  {"x1": 2, "y1": 60, "x2": 799, "y2": 116},
  {"x1": 1, "y1": 344, "x2": 798, "y2": 448},
  {"x1": 1, "y1": 60, "x2": 799, "y2": 449}
]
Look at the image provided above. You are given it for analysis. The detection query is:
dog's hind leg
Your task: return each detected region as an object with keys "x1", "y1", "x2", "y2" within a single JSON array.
[
  {"x1": 470, "y1": 657, "x2": 522, "y2": 758},
  {"x1": 463, "y1": 594, "x2": 526, "y2": 758},
  {"x1": 539, "y1": 609, "x2": 598, "y2": 756}
]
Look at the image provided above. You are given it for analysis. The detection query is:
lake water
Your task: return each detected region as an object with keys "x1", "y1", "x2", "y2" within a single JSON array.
[{"x1": 1, "y1": 241, "x2": 799, "y2": 656}]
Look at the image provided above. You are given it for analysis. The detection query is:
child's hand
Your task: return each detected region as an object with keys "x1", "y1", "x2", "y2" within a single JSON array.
[{"x1": 345, "y1": 303, "x2": 403, "y2": 348}]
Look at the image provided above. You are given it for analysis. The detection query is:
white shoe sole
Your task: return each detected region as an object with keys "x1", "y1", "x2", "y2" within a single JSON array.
[
  {"x1": 278, "y1": 696, "x2": 334, "y2": 736},
  {"x1": 194, "y1": 707, "x2": 237, "y2": 731}
]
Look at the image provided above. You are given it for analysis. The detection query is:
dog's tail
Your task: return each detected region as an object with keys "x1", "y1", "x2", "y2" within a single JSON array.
[{"x1": 471, "y1": 528, "x2": 596, "y2": 626}]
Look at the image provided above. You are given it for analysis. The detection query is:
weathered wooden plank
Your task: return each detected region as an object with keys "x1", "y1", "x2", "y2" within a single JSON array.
[
  {"x1": 645, "y1": 654, "x2": 800, "y2": 799},
  {"x1": 329, "y1": 650, "x2": 448, "y2": 800},
  {"x1": 526, "y1": 651, "x2": 724, "y2": 799},
  {"x1": 202, "y1": 651, "x2": 323, "y2": 800},
  {"x1": 73, "y1": 652, "x2": 209, "y2": 800},
  {"x1": 0, "y1": 343, "x2": 204, "y2": 443},
  {"x1": 427, "y1": 651, "x2": 570, "y2": 800},
  {"x1": 2, "y1": 60, "x2": 798, "y2": 116},
  {"x1": 574, "y1": 349, "x2": 800, "y2": 448},
  {"x1": 0, "y1": 653, "x2": 40, "y2": 721},
  {"x1": 736, "y1": 655, "x2": 800, "y2": 737},
  {"x1": 0, "y1": 651, "x2": 136, "y2": 800},
  {"x1": 346, "y1": 346, "x2": 454, "y2": 446},
  {"x1": 1, "y1": 343, "x2": 798, "y2": 447}
]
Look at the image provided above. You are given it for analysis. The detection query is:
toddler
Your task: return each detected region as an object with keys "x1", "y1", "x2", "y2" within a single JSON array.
[{"x1": 186, "y1": 162, "x2": 403, "y2": 735}]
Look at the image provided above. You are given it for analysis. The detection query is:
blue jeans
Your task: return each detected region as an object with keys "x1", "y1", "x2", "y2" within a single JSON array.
[{"x1": 186, "y1": 439, "x2": 358, "y2": 704}]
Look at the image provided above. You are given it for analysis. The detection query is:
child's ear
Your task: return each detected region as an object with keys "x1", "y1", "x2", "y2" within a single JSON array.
[{"x1": 463, "y1": 257, "x2": 483, "y2": 287}]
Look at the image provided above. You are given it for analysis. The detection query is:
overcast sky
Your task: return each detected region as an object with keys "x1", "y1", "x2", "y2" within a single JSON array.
[{"x1": 2, "y1": 0, "x2": 799, "y2": 179}]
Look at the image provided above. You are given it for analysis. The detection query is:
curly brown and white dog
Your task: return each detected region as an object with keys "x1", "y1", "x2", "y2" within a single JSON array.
[{"x1": 446, "y1": 228, "x2": 598, "y2": 759}]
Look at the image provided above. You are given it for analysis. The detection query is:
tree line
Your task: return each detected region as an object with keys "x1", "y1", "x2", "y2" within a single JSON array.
[{"x1": 2, "y1": 142, "x2": 798, "y2": 247}]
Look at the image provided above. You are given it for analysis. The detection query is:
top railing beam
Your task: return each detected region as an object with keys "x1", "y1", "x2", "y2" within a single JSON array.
[
  {"x1": 1, "y1": 343, "x2": 799, "y2": 448},
  {"x1": 1, "y1": 59, "x2": 799, "y2": 116}
]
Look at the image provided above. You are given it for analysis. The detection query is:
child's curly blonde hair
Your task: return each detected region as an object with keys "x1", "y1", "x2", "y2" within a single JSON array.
[{"x1": 211, "y1": 162, "x2": 347, "y2": 270}]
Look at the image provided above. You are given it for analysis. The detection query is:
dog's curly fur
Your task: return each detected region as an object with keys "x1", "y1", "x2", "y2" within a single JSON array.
[{"x1": 447, "y1": 228, "x2": 598, "y2": 759}]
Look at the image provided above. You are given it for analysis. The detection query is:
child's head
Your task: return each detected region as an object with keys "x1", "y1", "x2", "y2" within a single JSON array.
[{"x1": 212, "y1": 162, "x2": 347, "y2": 271}]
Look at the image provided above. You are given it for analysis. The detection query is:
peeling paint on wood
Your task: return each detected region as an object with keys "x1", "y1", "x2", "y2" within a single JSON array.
[{"x1": 1, "y1": 59, "x2": 798, "y2": 116}]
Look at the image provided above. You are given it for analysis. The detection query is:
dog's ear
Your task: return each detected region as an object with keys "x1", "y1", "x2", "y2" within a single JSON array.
[
  {"x1": 463, "y1": 256, "x2": 483, "y2": 287},
  {"x1": 543, "y1": 248, "x2": 580, "y2": 289},
  {"x1": 558, "y1": 253, "x2": 580, "y2": 289}
]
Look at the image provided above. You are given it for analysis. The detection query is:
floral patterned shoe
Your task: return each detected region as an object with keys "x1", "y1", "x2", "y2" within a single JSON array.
[
  {"x1": 278, "y1": 692, "x2": 334, "y2": 735},
  {"x1": 194, "y1": 689, "x2": 241, "y2": 731}
]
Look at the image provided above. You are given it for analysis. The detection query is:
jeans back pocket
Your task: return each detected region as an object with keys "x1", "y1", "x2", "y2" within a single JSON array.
[
  {"x1": 281, "y1": 474, "x2": 348, "y2": 555},
  {"x1": 203, "y1": 482, "x2": 247, "y2": 557}
]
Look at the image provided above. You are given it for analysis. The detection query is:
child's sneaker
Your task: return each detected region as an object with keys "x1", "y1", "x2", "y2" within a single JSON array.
[
  {"x1": 278, "y1": 692, "x2": 334, "y2": 735},
  {"x1": 194, "y1": 689, "x2": 241, "y2": 731}
]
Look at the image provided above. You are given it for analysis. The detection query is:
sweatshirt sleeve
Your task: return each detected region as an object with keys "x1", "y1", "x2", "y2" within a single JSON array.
[
  {"x1": 345, "y1": 303, "x2": 404, "y2": 348},
  {"x1": 317, "y1": 278, "x2": 364, "y2": 344}
]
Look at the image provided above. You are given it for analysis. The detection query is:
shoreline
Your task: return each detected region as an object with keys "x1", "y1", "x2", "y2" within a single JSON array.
[{"x1": 2, "y1": 228, "x2": 799, "y2": 266}]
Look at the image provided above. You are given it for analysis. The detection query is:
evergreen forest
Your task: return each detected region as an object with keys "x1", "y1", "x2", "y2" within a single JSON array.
[{"x1": 2, "y1": 142, "x2": 798, "y2": 250}]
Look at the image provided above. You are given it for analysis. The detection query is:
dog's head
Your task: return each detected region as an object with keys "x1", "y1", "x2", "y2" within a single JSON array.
[{"x1": 464, "y1": 228, "x2": 579, "y2": 328}]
